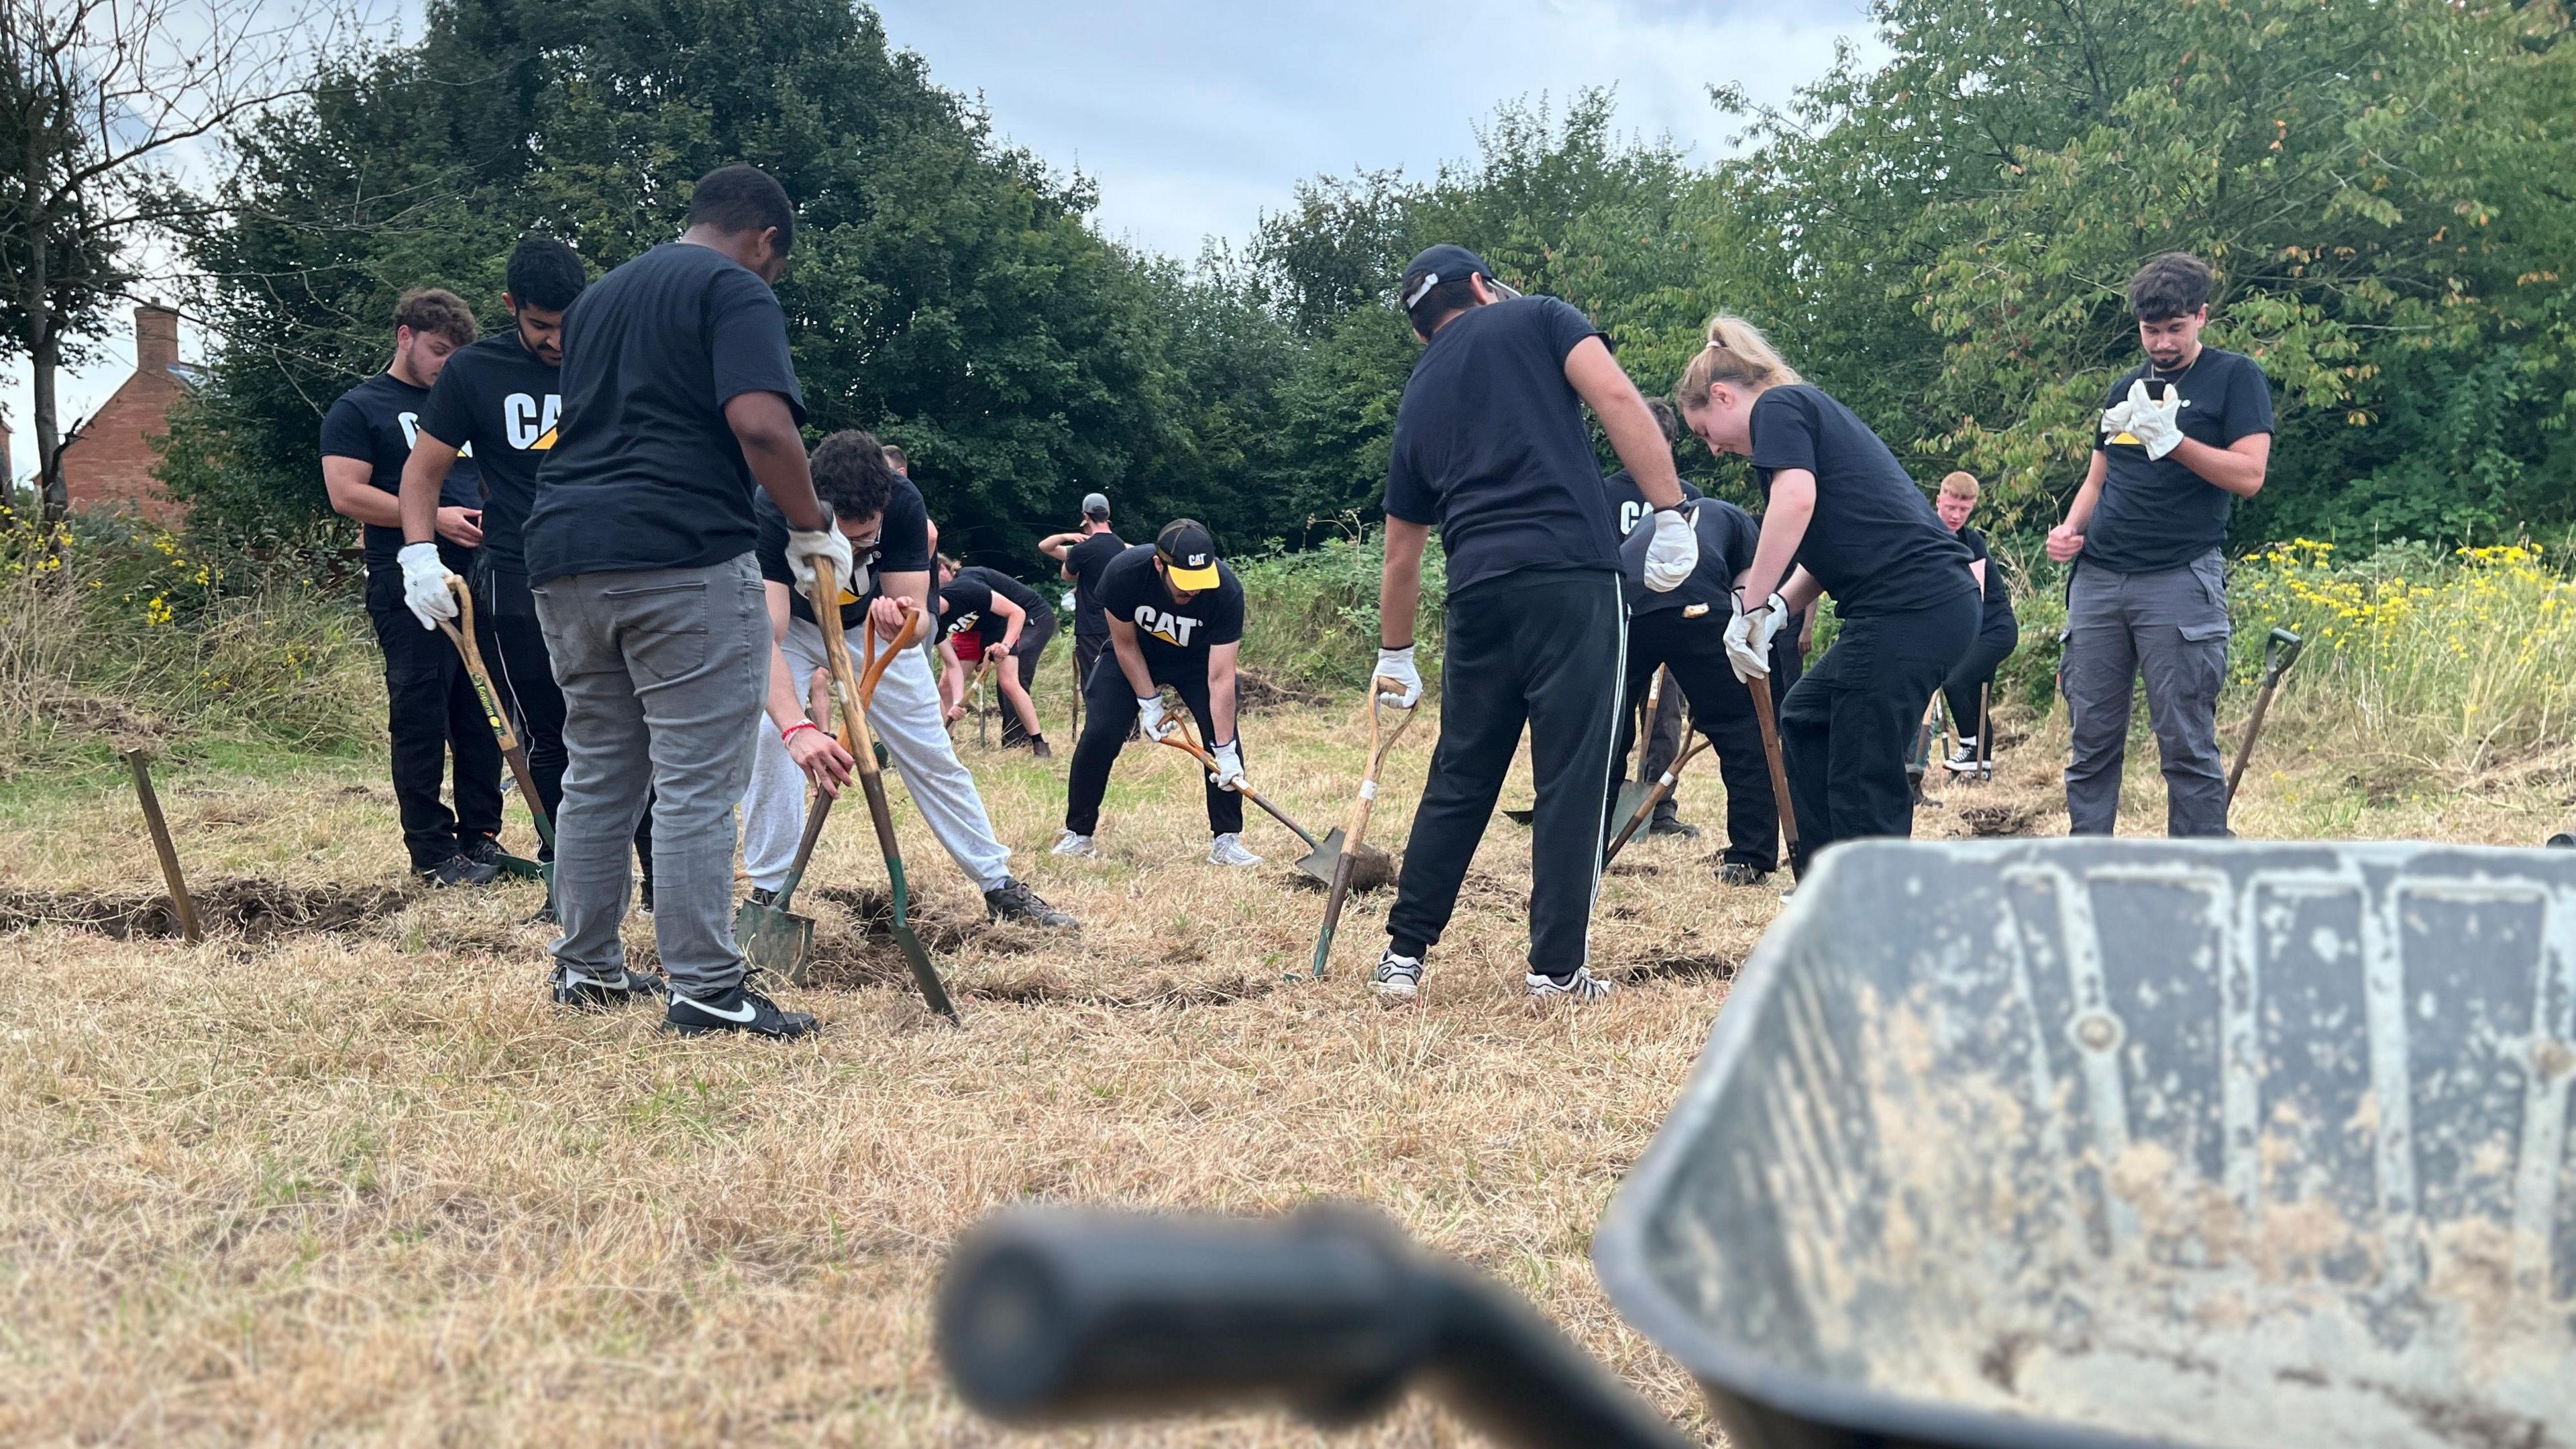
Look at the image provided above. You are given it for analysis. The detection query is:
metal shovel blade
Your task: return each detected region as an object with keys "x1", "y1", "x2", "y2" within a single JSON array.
[
  {"x1": 735, "y1": 898, "x2": 816, "y2": 986},
  {"x1": 1611, "y1": 780, "x2": 1655, "y2": 834},
  {"x1": 1294, "y1": 826, "x2": 1346, "y2": 886}
]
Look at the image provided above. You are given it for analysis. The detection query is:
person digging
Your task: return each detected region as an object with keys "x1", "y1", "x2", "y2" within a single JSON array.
[
  {"x1": 1370, "y1": 245, "x2": 1700, "y2": 1008},
  {"x1": 739, "y1": 432, "x2": 1075, "y2": 928},
  {"x1": 1039, "y1": 492, "x2": 1126, "y2": 706},
  {"x1": 934, "y1": 557, "x2": 1056, "y2": 756},
  {"x1": 1673, "y1": 313, "x2": 1976, "y2": 873},
  {"x1": 1053, "y1": 520, "x2": 1260, "y2": 867}
]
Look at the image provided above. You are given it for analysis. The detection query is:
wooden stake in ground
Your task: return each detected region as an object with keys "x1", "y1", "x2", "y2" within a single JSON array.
[{"x1": 123, "y1": 750, "x2": 201, "y2": 944}]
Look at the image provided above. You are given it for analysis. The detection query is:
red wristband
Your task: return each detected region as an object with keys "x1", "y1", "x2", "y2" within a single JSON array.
[{"x1": 780, "y1": 720, "x2": 822, "y2": 745}]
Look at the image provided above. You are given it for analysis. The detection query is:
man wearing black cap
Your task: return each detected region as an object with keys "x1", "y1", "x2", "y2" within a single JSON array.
[
  {"x1": 1371, "y1": 244, "x2": 1698, "y2": 1005},
  {"x1": 1054, "y1": 519, "x2": 1258, "y2": 866},
  {"x1": 1040, "y1": 491, "x2": 1125, "y2": 700}
]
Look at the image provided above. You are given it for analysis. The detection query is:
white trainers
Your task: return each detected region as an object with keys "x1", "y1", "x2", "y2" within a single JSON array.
[
  {"x1": 1525, "y1": 965, "x2": 1616, "y2": 1002},
  {"x1": 1370, "y1": 947, "x2": 1424, "y2": 1004},
  {"x1": 1208, "y1": 833, "x2": 1263, "y2": 867},
  {"x1": 1050, "y1": 830, "x2": 1100, "y2": 858},
  {"x1": 1943, "y1": 739, "x2": 1983, "y2": 774}
]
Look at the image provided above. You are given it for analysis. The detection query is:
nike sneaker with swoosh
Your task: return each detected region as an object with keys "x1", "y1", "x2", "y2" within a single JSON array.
[{"x1": 665, "y1": 982, "x2": 817, "y2": 1039}]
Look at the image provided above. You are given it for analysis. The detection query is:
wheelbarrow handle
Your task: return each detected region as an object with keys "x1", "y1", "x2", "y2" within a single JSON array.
[{"x1": 937, "y1": 1205, "x2": 1695, "y2": 1449}]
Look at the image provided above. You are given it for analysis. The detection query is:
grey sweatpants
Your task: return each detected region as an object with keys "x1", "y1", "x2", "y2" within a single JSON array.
[
  {"x1": 534, "y1": 555, "x2": 769, "y2": 997},
  {"x1": 742, "y1": 615, "x2": 1013, "y2": 894},
  {"x1": 2061, "y1": 551, "x2": 2232, "y2": 837}
]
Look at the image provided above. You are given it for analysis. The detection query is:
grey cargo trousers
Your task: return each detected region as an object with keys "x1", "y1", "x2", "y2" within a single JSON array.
[
  {"x1": 535, "y1": 554, "x2": 771, "y2": 997},
  {"x1": 2061, "y1": 550, "x2": 2232, "y2": 837}
]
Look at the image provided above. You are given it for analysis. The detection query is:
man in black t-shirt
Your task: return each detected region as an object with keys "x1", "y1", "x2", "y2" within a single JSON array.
[
  {"x1": 2047, "y1": 253, "x2": 2275, "y2": 837},
  {"x1": 735, "y1": 433, "x2": 1073, "y2": 928},
  {"x1": 1040, "y1": 492, "x2": 1124, "y2": 695},
  {"x1": 1368, "y1": 246, "x2": 1698, "y2": 1007},
  {"x1": 1933, "y1": 472, "x2": 2020, "y2": 773},
  {"x1": 1054, "y1": 521, "x2": 1257, "y2": 865},
  {"x1": 470, "y1": 165, "x2": 854, "y2": 1038},
  {"x1": 319, "y1": 286, "x2": 501, "y2": 888},
  {"x1": 394, "y1": 237, "x2": 649, "y2": 906},
  {"x1": 935, "y1": 559, "x2": 1055, "y2": 755}
]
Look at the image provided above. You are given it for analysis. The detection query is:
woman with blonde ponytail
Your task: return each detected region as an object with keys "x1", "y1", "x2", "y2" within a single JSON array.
[{"x1": 1672, "y1": 314, "x2": 1978, "y2": 870}]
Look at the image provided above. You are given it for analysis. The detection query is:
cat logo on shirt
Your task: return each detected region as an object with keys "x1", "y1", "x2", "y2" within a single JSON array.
[
  {"x1": 1133, "y1": 604, "x2": 1199, "y2": 647},
  {"x1": 506, "y1": 393, "x2": 561, "y2": 451}
]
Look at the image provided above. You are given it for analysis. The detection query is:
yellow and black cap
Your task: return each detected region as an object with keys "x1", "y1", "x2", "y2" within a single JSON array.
[{"x1": 1155, "y1": 519, "x2": 1221, "y2": 590}]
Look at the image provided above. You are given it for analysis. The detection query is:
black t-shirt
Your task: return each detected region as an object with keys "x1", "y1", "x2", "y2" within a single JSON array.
[
  {"x1": 319, "y1": 371, "x2": 485, "y2": 571},
  {"x1": 1957, "y1": 525, "x2": 2016, "y2": 627},
  {"x1": 938, "y1": 566, "x2": 1046, "y2": 649},
  {"x1": 416, "y1": 331, "x2": 558, "y2": 574},
  {"x1": 2084, "y1": 347, "x2": 2275, "y2": 575},
  {"x1": 1748, "y1": 385, "x2": 1973, "y2": 618},
  {"x1": 753, "y1": 479, "x2": 932, "y2": 631},
  {"x1": 524, "y1": 242, "x2": 806, "y2": 584},
  {"x1": 1094, "y1": 544, "x2": 1245, "y2": 677},
  {"x1": 1063, "y1": 531, "x2": 1126, "y2": 639},
  {"x1": 1385, "y1": 296, "x2": 1621, "y2": 596}
]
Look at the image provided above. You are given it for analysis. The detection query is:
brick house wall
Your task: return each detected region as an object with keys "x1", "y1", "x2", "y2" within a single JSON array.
[{"x1": 58, "y1": 306, "x2": 197, "y2": 525}]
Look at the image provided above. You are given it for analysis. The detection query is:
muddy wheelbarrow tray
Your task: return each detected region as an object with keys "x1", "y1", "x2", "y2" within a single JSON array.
[{"x1": 1595, "y1": 837, "x2": 2576, "y2": 1449}]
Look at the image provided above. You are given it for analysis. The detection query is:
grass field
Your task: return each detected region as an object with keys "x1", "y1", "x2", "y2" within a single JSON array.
[{"x1": 1, "y1": 676, "x2": 2567, "y2": 1447}]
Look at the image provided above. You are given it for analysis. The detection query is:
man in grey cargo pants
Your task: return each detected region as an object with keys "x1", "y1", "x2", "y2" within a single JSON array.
[{"x1": 2047, "y1": 252, "x2": 2275, "y2": 836}]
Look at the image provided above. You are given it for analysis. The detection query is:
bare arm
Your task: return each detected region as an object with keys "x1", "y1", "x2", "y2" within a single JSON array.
[
  {"x1": 398, "y1": 433, "x2": 461, "y2": 545},
  {"x1": 1038, "y1": 532, "x2": 1082, "y2": 563},
  {"x1": 323, "y1": 456, "x2": 405, "y2": 529},
  {"x1": 761, "y1": 580, "x2": 851, "y2": 790},
  {"x1": 2172, "y1": 433, "x2": 2271, "y2": 498},
  {"x1": 1563, "y1": 337, "x2": 1683, "y2": 509},
  {"x1": 985, "y1": 593, "x2": 1026, "y2": 653},
  {"x1": 724, "y1": 391, "x2": 826, "y2": 531},
  {"x1": 1379, "y1": 517, "x2": 1432, "y2": 649},
  {"x1": 1208, "y1": 642, "x2": 1241, "y2": 745},
  {"x1": 1739, "y1": 468, "x2": 1817, "y2": 605},
  {"x1": 2048, "y1": 451, "x2": 2110, "y2": 562}
]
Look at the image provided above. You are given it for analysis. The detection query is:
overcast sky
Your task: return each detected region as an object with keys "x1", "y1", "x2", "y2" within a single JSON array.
[{"x1": 5, "y1": 0, "x2": 1876, "y2": 483}]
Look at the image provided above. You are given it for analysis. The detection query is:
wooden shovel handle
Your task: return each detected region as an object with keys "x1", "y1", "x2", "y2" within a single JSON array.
[{"x1": 1746, "y1": 673, "x2": 1802, "y2": 877}]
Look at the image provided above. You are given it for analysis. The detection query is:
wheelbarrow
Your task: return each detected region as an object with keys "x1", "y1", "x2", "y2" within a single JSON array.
[{"x1": 938, "y1": 838, "x2": 2576, "y2": 1448}]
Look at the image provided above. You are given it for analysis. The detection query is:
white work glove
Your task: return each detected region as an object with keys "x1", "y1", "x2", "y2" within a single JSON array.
[
  {"x1": 1136, "y1": 694, "x2": 1175, "y2": 741},
  {"x1": 2124, "y1": 378, "x2": 2186, "y2": 460},
  {"x1": 1375, "y1": 645, "x2": 1421, "y2": 708},
  {"x1": 2098, "y1": 393, "x2": 2138, "y2": 444},
  {"x1": 1208, "y1": 740, "x2": 1246, "y2": 792},
  {"x1": 782, "y1": 509, "x2": 856, "y2": 600},
  {"x1": 397, "y1": 542, "x2": 459, "y2": 631},
  {"x1": 1642, "y1": 505, "x2": 1699, "y2": 593},
  {"x1": 1725, "y1": 590, "x2": 1788, "y2": 682}
]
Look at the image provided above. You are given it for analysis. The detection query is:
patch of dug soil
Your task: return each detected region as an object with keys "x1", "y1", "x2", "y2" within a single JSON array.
[
  {"x1": 1623, "y1": 953, "x2": 1737, "y2": 985},
  {"x1": 812, "y1": 884, "x2": 1032, "y2": 956},
  {"x1": 1234, "y1": 670, "x2": 1329, "y2": 712},
  {"x1": 1274, "y1": 847, "x2": 1398, "y2": 894},
  {"x1": 0, "y1": 880, "x2": 409, "y2": 941},
  {"x1": 972, "y1": 968, "x2": 1284, "y2": 1008},
  {"x1": 1958, "y1": 804, "x2": 2036, "y2": 839}
]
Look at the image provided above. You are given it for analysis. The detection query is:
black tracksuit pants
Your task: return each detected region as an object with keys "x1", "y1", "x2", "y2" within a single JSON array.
[
  {"x1": 1778, "y1": 590, "x2": 1980, "y2": 869},
  {"x1": 476, "y1": 559, "x2": 652, "y2": 868},
  {"x1": 365, "y1": 557, "x2": 504, "y2": 870},
  {"x1": 998, "y1": 607, "x2": 1057, "y2": 747},
  {"x1": 1610, "y1": 608, "x2": 1801, "y2": 871},
  {"x1": 1941, "y1": 613, "x2": 2020, "y2": 741},
  {"x1": 1388, "y1": 568, "x2": 1624, "y2": 979},
  {"x1": 1065, "y1": 655, "x2": 1244, "y2": 837}
]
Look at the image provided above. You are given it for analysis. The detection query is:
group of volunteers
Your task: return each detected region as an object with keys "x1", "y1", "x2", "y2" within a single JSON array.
[{"x1": 317, "y1": 160, "x2": 2270, "y2": 1032}]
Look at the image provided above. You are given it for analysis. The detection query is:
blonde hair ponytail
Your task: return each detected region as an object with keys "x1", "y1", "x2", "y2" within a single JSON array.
[{"x1": 1674, "y1": 313, "x2": 1803, "y2": 410}]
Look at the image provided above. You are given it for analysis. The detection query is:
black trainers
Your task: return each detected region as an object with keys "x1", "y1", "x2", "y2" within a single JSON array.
[
  {"x1": 550, "y1": 961, "x2": 661, "y2": 1009},
  {"x1": 1716, "y1": 861, "x2": 1772, "y2": 888},
  {"x1": 637, "y1": 872, "x2": 655, "y2": 914},
  {"x1": 666, "y1": 981, "x2": 816, "y2": 1039},
  {"x1": 1647, "y1": 816, "x2": 1701, "y2": 839},
  {"x1": 527, "y1": 900, "x2": 559, "y2": 926},
  {"x1": 745, "y1": 886, "x2": 780, "y2": 910},
  {"x1": 985, "y1": 877, "x2": 1077, "y2": 927},
  {"x1": 460, "y1": 834, "x2": 505, "y2": 869},
  {"x1": 415, "y1": 852, "x2": 500, "y2": 888}
]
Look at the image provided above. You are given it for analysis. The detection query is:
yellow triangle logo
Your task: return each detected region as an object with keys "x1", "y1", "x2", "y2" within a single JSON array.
[
  {"x1": 531, "y1": 425, "x2": 557, "y2": 451},
  {"x1": 2110, "y1": 431, "x2": 2141, "y2": 446},
  {"x1": 837, "y1": 586, "x2": 859, "y2": 606}
]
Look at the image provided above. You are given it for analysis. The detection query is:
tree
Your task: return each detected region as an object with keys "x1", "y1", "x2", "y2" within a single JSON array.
[{"x1": 1, "y1": 0, "x2": 354, "y2": 519}]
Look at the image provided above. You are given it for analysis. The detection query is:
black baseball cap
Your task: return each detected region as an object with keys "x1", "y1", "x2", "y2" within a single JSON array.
[
  {"x1": 1081, "y1": 491, "x2": 1110, "y2": 520},
  {"x1": 1155, "y1": 519, "x2": 1220, "y2": 590},
  {"x1": 1400, "y1": 244, "x2": 1520, "y2": 312}
]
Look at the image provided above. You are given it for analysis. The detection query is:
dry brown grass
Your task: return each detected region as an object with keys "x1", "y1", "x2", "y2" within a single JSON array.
[{"x1": 0, "y1": 688, "x2": 2550, "y2": 1446}]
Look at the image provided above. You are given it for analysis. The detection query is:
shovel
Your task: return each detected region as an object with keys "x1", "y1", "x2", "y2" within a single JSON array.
[
  {"x1": 816, "y1": 570, "x2": 961, "y2": 1024},
  {"x1": 1604, "y1": 723, "x2": 1712, "y2": 865},
  {"x1": 1309, "y1": 676, "x2": 1419, "y2": 978},
  {"x1": 1744, "y1": 672, "x2": 1803, "y2": 883},
  {"x1": 734, "y1": 602, "x2": 924, "y2": 985},
  {"x1": 1152, "y1": 710, "x2": 1346, "y2": 886},
  {"x1": 2224, "y1": 626, "x2": 2306, "y2": 806},
  {"x1": 1511, "y1": 665, "x2": 1669, "y2": 826},
  {"x1": 437, "y1": 576, "x2": 552, "y2": 881}
]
